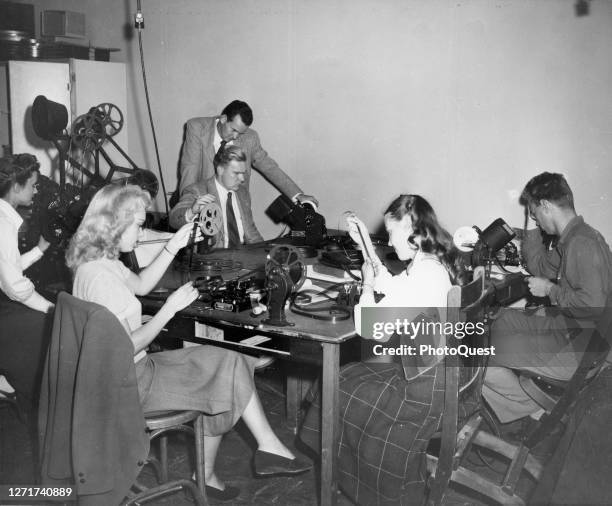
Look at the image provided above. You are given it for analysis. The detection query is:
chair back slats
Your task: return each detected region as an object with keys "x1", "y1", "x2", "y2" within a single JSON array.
[
  {"x1": 427, "y1": 271, "x2": 488, "y2": 506},
  {"x1": 426, "y1": 264, "x2": 611, "y2": 505},
  {"x1": 523, "y1": 328, "x2": 609, "y2": 449}
]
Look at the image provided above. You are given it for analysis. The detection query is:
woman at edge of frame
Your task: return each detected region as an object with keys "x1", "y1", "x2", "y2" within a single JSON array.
[{"x1": 0, "y1": 153, "x2": 54, "y2": 422}]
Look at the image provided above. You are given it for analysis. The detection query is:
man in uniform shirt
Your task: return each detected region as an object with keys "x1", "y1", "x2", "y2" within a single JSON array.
[{"x1": 483, "y1": 172, "x2": 612, "y2": 423}]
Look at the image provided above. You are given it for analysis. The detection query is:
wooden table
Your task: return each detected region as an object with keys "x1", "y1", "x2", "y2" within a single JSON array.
[{"x1": 140, "y1": 245, "x2": 358, "y2": 506}]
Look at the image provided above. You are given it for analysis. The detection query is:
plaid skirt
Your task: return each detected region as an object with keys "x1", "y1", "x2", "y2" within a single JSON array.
[{"x1": 300, "y1": 361, "x2": 445, "y2": 506}]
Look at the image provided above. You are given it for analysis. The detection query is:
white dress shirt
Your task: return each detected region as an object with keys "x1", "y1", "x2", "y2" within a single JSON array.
[
  {"x1": 214, "y1": 179, "x2": 245, "y2": 248},
  {"x1": 213, "y1": 119, "x2": 234, "y2": 153},
  {"x1": 0, "y1": 198, "x2": 52, "y2": 312}
]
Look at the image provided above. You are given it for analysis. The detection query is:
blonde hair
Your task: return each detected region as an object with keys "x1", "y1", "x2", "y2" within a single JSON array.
[{"x1": 66, "y1": 184, "x2": 151, "y2": 272}]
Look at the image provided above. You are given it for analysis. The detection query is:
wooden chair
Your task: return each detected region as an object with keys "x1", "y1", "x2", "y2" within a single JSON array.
[
  {"x1": 125, "y1": 408, "x2": 207, "y2": 505},
  {"x1": 426, "y1": 271, "x2": 544, "y2": 506},
  {"x1": 516, "y1": 326, "x2": 610, "y2": 448},
  {"x1": 141, "y1": 410, "x2": 206, "y2": 493},
  {"x1": 426, "y1": 274, "x2": 611, "y2": 505}
]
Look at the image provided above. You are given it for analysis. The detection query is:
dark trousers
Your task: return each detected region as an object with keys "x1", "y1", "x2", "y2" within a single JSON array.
[{"x1": 0, "y1": 297, "x2": 52, "y2": 417}]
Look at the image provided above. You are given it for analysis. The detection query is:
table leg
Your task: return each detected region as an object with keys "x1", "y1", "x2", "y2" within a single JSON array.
[
  {"x1": 320, "y1": 342, "x2": 340, "y2": 506},
  {"x1": 286, "y1": 373, "x2": 301, "y2": 434}
]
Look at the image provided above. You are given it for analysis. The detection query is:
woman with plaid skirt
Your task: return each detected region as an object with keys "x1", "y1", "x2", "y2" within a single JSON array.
[{"x1": 300, "y1": 194, "x2": 466, "y2": 505}]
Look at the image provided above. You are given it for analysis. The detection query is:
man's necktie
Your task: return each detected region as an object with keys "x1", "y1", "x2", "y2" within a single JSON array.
[
  {"x1": 217, "y1": 140, "x2": 227, "y2": 156},
  {"x1": 226, "y1": 192, "x2": 240, "y2": 248}
]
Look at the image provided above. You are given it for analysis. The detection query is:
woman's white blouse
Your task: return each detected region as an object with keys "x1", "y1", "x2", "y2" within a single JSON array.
[
  {"x1": 354, "y1": 251, "x2": 452, "y2": 336},
  {"x1": 0, "y1": 199, "x2": 52, "y2": 312}
]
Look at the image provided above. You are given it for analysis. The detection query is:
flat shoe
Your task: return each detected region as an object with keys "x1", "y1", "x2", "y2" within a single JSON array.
[
  {"x1": 253, "y1": 449, "x2": 312, "y2": 477},
  {"x1": 205, "y1": 484, "x2": 240, "y2": 501}
]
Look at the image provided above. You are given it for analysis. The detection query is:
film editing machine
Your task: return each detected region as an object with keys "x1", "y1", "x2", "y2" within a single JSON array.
[
  {"x1": 149, "y1": 199, "x2": 375, "y2": 327},
  {"x1": 173, "y1": 202, "x2": 311, "y2": 326}
]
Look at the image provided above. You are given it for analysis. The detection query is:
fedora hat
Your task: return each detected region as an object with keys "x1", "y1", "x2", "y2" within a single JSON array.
[{"x1": 32, "y1": 95, "x2": 68, "y2": 140}]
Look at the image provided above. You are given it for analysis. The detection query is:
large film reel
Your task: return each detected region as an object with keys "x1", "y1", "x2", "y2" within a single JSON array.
[
  {"x1": 71, "y1": 112, "x2": 105, "y2": 152},
  {"x1": 95, "y1": 102, "x2": 124, "y2": 138},
  {"x1": 265, "y1": 245, "x2": 306, "y2": 291},
  {"x1": 198, "y1": 202, "x2": 223, "y2": 236}
]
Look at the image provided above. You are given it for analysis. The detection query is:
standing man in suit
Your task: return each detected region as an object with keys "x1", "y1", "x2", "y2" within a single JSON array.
[
  {"x1": 170, "y1": 145, "x2": 263, "y2": 247},
  {"x1": 176, "y1": 100, "x2": 318, "y2": 208}
]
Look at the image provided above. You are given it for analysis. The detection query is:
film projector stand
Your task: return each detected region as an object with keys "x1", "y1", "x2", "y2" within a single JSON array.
[{"x1": 262, "y1": 245, "x2": 306, "y2": 326}]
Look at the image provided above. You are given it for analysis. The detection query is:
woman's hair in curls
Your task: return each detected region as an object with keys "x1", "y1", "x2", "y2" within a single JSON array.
[
  {"x1": 0, "y1": 154, "x2": 40, "y2": 198},
  {"x1": 385, "y1": 194, "x2": 467, "y2": 285},
  {"x1": 66, "y1": 184, "x2": 151, "y2": 273}
]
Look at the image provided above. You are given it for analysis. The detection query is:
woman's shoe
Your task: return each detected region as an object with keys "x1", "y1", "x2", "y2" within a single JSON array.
[
  {"x1": 253, "y1": 449, "x2": 312, "y2": 477},
  {"x1": 205, "y1": 484, "x2": 241, "y2": 502}
]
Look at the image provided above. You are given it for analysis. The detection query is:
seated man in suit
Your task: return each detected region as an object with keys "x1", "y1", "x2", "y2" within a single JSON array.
[
  {"x1": 176, "y1": 99, "x2": 317, "y2": 208},
  {"x1": 170, "y1": 145, "x2": 263, "y2": 248},
  {"x1": 482, "y1": 172, "x2": 612, "y2": 423}
]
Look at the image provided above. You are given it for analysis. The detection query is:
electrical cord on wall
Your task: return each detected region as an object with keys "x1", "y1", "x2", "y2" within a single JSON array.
[{"x1": 134, "y1": 0, "x2": 170, "y2": 224}]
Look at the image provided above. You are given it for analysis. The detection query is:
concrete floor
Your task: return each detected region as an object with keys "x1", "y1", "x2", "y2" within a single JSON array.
[{"x1": 1, "y1": 364, "x2": 611, "y2": 505}]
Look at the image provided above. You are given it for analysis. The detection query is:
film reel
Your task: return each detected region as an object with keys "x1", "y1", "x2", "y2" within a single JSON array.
[
  {"x1": 94, "y1": 102, "x2": 124, "y2": 138},
  {"x1": 71, "y1": 112, "x2": 105, "y2": 152},
  {"x1": 198, "y1": 202, "x2": 223, "y2": 236},
  {"x1": 265, "y1": 244, "x2": 306, "y2": 291}
]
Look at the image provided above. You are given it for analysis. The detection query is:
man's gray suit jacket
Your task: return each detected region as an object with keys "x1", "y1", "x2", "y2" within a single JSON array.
[
  {"x1": 178, "y1": 116, "x2": 301, "y2": 201},
  {"x1": 169, "y1": 178, "x2": 264, "y2": 247}
]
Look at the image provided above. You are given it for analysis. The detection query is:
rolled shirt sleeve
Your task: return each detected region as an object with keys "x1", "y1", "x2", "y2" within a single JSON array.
[
  {"x1": 20, "y1": 246, "x2": 43, "y2": 270},
  {"x1": 522, "y1": 228, "x2": 560, "y2": 279},
  {"x1": 549, "y1": 237, "x2": 608, "y2": 320}
]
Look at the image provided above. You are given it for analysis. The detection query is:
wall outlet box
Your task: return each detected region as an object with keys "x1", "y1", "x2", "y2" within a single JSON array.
[{"x1": 42, "y1": 10, "x2": 86, "y2": 39}]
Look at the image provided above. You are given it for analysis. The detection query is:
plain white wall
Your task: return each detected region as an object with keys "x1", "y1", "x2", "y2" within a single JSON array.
[{"x1": 9, "y1": 0, "x2": 612, "y2": 242}]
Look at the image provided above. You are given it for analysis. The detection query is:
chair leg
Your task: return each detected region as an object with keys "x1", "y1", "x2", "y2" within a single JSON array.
[
  {"x1": 159, "y1": 435, "x2": 168, "y2": 483},
  {"x1": 145, "y1": 456, "x2": 164, "y2": 484},
  {"x1": 285, "y1": 373, "x2": 302, "y2": 434},
  {"x1": 471, "y1": 431, "x2": 543, "y2": 480},
  {"x1": 194, "y1": 414, "x2": 207, "y2": 502},
  {"x1": 124, "y1": 479, "x2": 207, "y2": 506}
]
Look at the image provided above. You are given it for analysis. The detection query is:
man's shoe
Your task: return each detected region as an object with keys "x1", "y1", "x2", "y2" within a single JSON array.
[
  {"x1": 205, "y1": 484, "x2": 241, "y2": 502},
  {"x1": 253, "y1": 450, "x2": 312, "y2": 477}
]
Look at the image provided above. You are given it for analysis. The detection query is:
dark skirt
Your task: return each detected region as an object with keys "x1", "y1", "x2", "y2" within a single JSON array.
[
  {"x1": 300, "y1": 361, "x2": 445, "y2": 506},
  {"x1": 0, "y1": 296, "x2": 52, "y2": 414}
]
